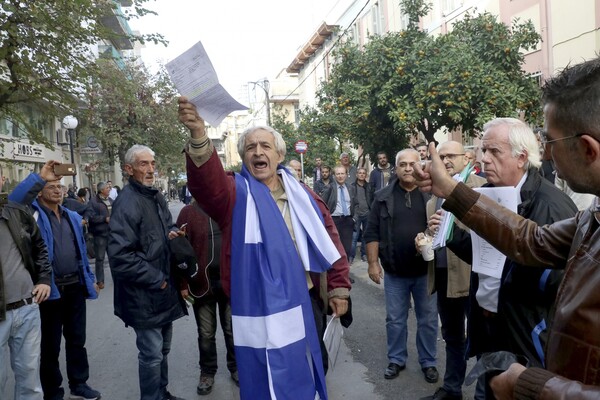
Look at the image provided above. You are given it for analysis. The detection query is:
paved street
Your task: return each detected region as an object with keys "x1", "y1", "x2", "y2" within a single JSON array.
[{"x1": 4, "y1": 200, "x2": 476, "y2": 400}]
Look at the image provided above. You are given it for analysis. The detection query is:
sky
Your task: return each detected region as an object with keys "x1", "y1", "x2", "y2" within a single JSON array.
[{"x1": 129, "y1": 0, "x2": 340, "y2": 103}]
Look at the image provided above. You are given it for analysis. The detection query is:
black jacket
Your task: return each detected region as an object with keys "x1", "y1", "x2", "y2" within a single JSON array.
[
  {"x1": 350, "y1": 181, "x2": 372, "y2": 217},
  {"x1": 448, "y1": 169, "x2": 577, "y2": 365},
  {"x1": 0, "y1": 200, "x2": 52, "y2": 321},
  {"x1": 364, "y1": 179, "x2": 430, "y2": 275},
  {"x1": 108, "y1": 179, "x2": 186, "y2": 329},
  {"x1": 88, "y1": 195, "x2": 113, "y2": 236}
]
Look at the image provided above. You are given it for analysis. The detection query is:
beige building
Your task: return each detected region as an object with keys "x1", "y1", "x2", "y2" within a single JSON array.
[{"x1": 284, "y1": 0, "x2": 600, "y2": 156}]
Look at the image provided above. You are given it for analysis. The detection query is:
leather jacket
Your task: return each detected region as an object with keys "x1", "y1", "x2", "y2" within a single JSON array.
[
  {"x1": 0, "y1": 200, "x2": 52, "y2": 321},
  {"x1": 443, "y1": 182, "x2": 600, "y2": 399}
]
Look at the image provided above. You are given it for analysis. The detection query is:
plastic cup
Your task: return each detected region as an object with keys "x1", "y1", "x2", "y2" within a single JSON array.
[{"x1": 419, "y1": 237, "x2": 434, "y2": 261}]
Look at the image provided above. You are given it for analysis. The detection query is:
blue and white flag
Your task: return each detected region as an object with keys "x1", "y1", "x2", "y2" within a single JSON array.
[{"x1": 231, "y1": 165, "x2": 341, "y2": 400}]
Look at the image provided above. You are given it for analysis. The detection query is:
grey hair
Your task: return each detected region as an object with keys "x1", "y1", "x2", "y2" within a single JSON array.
[
  {"x1": 483, "y1": 118, "x2": 541, "y2": 169},
  {"x1": 395, "y1": 148, "x2": 420, "y2": 165},
  {"x1": 237, "y1": 126, "x2": 286, "y2": 159},
  {"x1": 97, "y1": 181, "x2": 108, "y2": 191},
  {"x1": 124, "y1": 145, "x2": 155, "y2": 165}
]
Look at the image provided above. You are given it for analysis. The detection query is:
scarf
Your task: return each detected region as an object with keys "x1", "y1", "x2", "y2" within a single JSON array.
[{"x1": 231, "y1": 164, "x2": 341, "y2": 400}]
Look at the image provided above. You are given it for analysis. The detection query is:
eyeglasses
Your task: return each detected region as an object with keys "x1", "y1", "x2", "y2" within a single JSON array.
[
  {"x1": 539, "y1": 130, "x2": 584, "y2": 146},
  {"x1": 405, "y1": 191, "x2": 411, "y2": 209},
  {"x1": 439, "y1": 153, "x2": 465, "y2": 162}
]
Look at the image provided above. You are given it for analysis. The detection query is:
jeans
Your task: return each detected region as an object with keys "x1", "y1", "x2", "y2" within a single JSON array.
[
  {"x1": 384, "y1": 273, "x2": 437, "y2": 368},
  {"x1": 0, "y1": 303, "x2": 43, "y2": 400},
  {"x1": 192, "y1": 286, "x2": 236, "y2": 376},
  {"x1": 134, "y1": 323, "x2": 173, "y2": 400},
  {"x1": 350, "y1": 215, "x2": 368, "y2": 259},
  {"x1": 436, "y1": 268, "x2": 469, "y2": 396},
  {"x1": 40, "y1": 283, "x2": 90, "y2": 400},
  {"x1": 93, "y1": 235, "x2": 108, "y2": 284}
]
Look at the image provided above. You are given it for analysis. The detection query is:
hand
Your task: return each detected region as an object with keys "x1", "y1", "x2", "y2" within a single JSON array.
[
  {"x1": 329, "y1": 297, "x2": 348, "y2": 317},
  {"x1": 39, "y1": 160, "x2": 62, "y2": 182},
  {"x1": 105, "y1": 216, "x2": 110, "y2": 224},
  {"x1": 32, "y1": 284, "x2": 51, "y2": 303},
  {"x1": 178, "y1": 97, "x2": 206, "y2": 138},
  {"x1": 160, "y1": 280, "x2": 168, "y2": 290},
  {"x1": 168, "y1": 230, "x2": 184, "y2": 239},
  {"x1": 180, "y1": 289, "x2": 189, "y2": 298},
  {"x1": 489, "y1": 363, "x2": 527, "y2": 400},
  {"x1": 413, "y1": 143, "x2": 458, "y2": 198},
  {"x1": 427, "y1": 210, "x2": 443, "y2": 233},
  {"x1": 368, "y1": 262, "x2": 384, "y2": 284}
]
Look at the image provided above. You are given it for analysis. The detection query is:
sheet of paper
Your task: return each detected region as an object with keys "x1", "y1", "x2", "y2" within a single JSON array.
[
  {"x1": 470, "y1": 186, "x2": 519, "y2": 278},
  {"x1": 166, "y1": 41, "x2": 248, "y2": 127},
  {"x1": 323, "y1": 316, "x2": 344, "y2": 371}
]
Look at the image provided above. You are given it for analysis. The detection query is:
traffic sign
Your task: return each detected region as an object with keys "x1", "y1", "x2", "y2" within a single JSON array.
[{"x1": 294, "y1": 140, "x2": 308, "y2": 154}]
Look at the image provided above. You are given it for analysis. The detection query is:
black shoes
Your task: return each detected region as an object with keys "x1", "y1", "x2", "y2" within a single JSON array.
[
  {"x1": 422, "y1": 366, "x2": 440, "y2": 383},
  {"x1": 384, "y1": 362, "x2": 406, "y2": 379},
  {"x1": 420, "y1": 387, "x2": 463, "y2": 400}
]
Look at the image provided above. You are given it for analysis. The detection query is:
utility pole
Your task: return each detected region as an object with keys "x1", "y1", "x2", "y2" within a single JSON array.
[{"x1": 250, "y1": 79, "x2": 271, "y2": 125}]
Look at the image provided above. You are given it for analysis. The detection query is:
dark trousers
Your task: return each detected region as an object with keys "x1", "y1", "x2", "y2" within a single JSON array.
[
  {"x1": 332, "y1": 215, "x2": 354, "y2": 262},
  {"x1": 435, "y1": 268, "x2": 469, "y2": 396},
  {"x1": 93, "y1": 235, "x2": 108, "y2": 284},
  {"x1": 40, "y1": 283, "x2": 89, "y2": 400},
  {"x1": 309, "y1": 288, "x2": 328, "y2": 374},
  {"x1": 191, "y1": 286, "x2": 236, "y2": 376}
]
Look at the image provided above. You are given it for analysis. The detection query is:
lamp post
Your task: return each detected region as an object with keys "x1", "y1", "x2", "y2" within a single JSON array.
[
  {"x1": 250, "y1": 79, "x2": 271, "y2": 126},
  {"x1": 62, "y1": 115, "x2": 78, "y2": 186}
]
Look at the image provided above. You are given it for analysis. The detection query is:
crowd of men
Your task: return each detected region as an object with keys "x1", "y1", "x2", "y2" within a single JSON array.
[{"x1": 1, "y1": 57, "x2": 599, "y2": 400}]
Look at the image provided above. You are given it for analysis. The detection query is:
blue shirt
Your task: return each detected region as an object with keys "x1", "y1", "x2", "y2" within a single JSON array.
[{"x1": 40, "y1": 204, "x2": 80, "y2": 277}]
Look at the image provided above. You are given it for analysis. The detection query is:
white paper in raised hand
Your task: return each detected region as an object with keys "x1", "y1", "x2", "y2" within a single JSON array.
[{"x1": 166, "y1": 41, "x2": 248, "y2": 127}]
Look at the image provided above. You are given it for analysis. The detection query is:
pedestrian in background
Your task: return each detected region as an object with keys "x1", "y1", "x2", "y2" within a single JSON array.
[
  {"x1": 349, "y1": 167, "x2": 372, "y2": 263},
  {"x1": 177, "y1": 200, "x2": 238, "y2": 396},
  {"x1": 88, "y1": 181, "x2": 113, "y2": 290}
]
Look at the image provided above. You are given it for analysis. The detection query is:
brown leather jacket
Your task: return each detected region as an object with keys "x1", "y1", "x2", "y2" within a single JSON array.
[{"x1": 443, "y1": 183, "x2": 600, "y2": 399}]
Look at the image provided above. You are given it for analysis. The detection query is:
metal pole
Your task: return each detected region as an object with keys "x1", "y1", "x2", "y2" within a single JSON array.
[
  {"x1": 68, "y1": 129, "x2": 76, "y2": 186},
  {"x1": 300, "y1": 152, "x2": 304, "y2": 180}
]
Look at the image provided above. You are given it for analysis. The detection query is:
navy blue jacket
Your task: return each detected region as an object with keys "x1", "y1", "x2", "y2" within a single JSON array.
[{"x1": 108, "y1": 178, "x2": 186, "y2": 329}]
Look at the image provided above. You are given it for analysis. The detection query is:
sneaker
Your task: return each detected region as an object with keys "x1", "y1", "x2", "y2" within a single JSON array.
[
  {"x1": 230, "y1": 371, "x2": 240, "y2": 387},
  {"x1": 69, "y1": 384, "x2": 101, "y2": 400},
  {"x1": 197, "y1": 374, "x2": 214, "y2": 396},
  {"x1": 420, "y1": 387, "x2": 463, "y2": 400},
  {"x1": 422, "y1": 366, "x2": 440, "y2": 383}
]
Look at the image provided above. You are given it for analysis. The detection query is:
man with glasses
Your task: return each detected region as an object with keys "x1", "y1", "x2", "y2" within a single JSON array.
[
  {"x1": 413, "y1": 59, "x2": 600, "y2": 400},
  {"x1": 9, "y1": 161, "x2": 100, "y2": 400},
  {"x1": 420, "y1": 141, "x2": 485, "y2": 400},
  {"x1": 364, "y1": 148, "x2": 438, "y2": 383}
]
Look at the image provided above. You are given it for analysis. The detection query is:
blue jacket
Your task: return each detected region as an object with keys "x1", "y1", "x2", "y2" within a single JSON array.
[{"x1": 9, "y1": 174, "x2": 98, "y2": 301}]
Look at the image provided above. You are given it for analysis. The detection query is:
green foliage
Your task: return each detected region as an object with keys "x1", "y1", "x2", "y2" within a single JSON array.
[
  {"x1": 301, "y1": 0, "x2": 542, "y2": 160},
  {"x1": 80, "y1": 60, "x2": 187, "y2": 178},
  {"x1": 0, "y1": 0, "x2": 165, "y2": 141}
]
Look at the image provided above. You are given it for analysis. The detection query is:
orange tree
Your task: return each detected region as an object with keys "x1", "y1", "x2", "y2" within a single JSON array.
[{"x1": 302, "y1": 0, "x2": 542, "y2": 160}]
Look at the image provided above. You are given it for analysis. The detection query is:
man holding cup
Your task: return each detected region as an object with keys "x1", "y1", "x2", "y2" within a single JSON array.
[
  {"x1": 364, "y1": 148, "x2": 439, "y2": 383},
  {"x1": 418, "y1": 141, "x2": 485, "y2": 400}
]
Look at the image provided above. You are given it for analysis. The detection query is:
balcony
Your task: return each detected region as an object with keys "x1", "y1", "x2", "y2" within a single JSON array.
[
  {"x1": 99, "y1": 45, "x2": 127, "y2": 71},
  {"x1": 100, "y1": 0, "x2": 134, "y2": 50}
]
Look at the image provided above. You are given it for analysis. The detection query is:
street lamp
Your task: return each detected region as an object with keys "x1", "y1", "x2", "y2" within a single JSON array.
[
  {"x1": 250, "y1": 79, "x2": 271, "y2": 126},
  {"x1": 62, "y1": 115, "x2": 78, "y2": 186}
]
